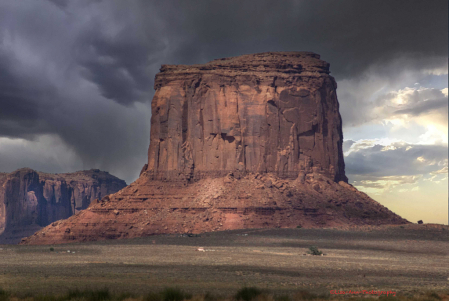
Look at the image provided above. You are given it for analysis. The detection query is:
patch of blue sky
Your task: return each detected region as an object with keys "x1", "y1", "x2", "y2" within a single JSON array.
[
  {"x1": 343, "y1": 122, "x2": 391, "y2": 141},
  {"x1": 415, "y1": 74, "x2": 448, "y2": 90}
]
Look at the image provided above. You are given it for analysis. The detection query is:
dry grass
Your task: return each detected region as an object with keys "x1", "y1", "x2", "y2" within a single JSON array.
[
  {"x1": 0, "y1": 287, "x2": 447, "y2": 301},
  {"x1": 1, "y1": 228, "x2": 448, "y2": 297}
]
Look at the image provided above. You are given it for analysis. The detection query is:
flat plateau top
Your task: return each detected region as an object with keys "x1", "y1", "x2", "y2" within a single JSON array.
[
  {"x1": 3, "y1": 167, "x2": 124, "y2": 182},
  {"x1": 158, "y1": 51, "x2": 331, "y2": 76}
]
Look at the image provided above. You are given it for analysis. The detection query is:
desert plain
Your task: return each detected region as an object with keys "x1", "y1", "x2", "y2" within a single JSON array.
[{"x1": 0, "y1": 225, "x2": 448, "y2": 299}]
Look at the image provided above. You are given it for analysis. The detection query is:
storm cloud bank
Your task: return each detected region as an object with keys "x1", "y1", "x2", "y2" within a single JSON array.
[{"x1": 0, "y1": 0, "x2": 447, "y2": 187}]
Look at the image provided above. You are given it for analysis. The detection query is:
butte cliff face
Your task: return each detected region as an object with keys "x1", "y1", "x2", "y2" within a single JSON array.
[
  {"x1": 144, "y1": 52, "x2": 347, "y2": 183},
  {"x1": 21, "y1": 52, "x2": 408, "y2": 245},
  {"x1": 0, "y1": 168, "x2": 126, "y2": 244}
]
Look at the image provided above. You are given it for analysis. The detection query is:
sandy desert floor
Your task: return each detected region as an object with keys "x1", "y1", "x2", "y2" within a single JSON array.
[{"x1": 0, "y1": 226, "x2": 448, "y2": 298}]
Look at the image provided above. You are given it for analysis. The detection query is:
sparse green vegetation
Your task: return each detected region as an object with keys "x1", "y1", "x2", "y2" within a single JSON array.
[
  {"x1": 293, "y1": 290, "x2": 319, "y2": 300},
  {"x1": 0, "y1": 287, "x2": 446, "y2": 301},
  {"x1": 144, "y1": 288, "x2": 192, "y2": 301},
  {"x1": 145, "y1": 292, "x2": 162, "y2": 301},
  {"x1": 2, "y1": 229, "x2": 448, "y2": 300},
  {"x1": 204, "y1": 292, "x2": 217, "y2": 301},
  {"x1": 0, "y1": 288, "x2": 10, "y2": 301},
  {"x1": 161, "y1": 288, "x2": 191, "y2": 301},
  {"x1": 307, "y1": 246, "x2": 323, "y2": 256},
  {"x1": 428, "y1": 292, "x2": 442, "y2": 300},
  {"x1": 66, "y1": 288, "x2": 111, "y2": 301},
  {"x1": 235, "y1": 287, "x2": 262, "y2": 301},
  {"x1": 296, "y1": 225, "x2": 302, "y2": 229},
  {"x1": 274, "y1": 295, "x2": 290, "y2": 301},
  {"x1": 49, "y1": 247, "x2": 54, "y2": 252}
]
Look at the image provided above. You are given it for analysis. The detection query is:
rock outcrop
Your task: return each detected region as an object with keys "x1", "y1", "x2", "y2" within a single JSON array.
[
  {"x1": 21, "y1": 52, "x2": 408, "y2": 245},
  {"x1": 0, "y1": 168, "x2": 126, "y2": 244},
  {"x1": 145, "y1": 52, "x2": 347, "y2": 182},
  {"x1": 21, "y1": 172, "x2": 407, "y2": 245}
]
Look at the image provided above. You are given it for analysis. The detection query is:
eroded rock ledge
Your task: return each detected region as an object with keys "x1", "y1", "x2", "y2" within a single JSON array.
[{"x1": 20, "y1": 171, "x2": 408, "y2": 245}]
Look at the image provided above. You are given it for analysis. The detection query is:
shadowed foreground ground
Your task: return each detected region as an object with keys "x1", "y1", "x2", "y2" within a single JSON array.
[{"x1": 0, "y1": 227, "x2": 448, "y2": 298}]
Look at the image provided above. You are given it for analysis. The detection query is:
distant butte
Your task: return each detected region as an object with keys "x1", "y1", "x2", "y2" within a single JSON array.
[
  {"x1": 21, "y1": 52, "x2": 408, "y2": 245},
  {"x1": 0, "y1": 168, "x2": 126, "y2": 244}
]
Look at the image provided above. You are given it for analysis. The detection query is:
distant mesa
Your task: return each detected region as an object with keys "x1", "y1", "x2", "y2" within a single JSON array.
[
  {"x1": 0, "y1": 167, "x2": 126, "y2": 244},
  {"x1": 20, "y1": 52, "x2": 408, "y2": 245}
]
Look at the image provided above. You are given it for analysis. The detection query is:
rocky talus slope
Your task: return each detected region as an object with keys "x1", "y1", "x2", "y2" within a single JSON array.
[
  {"x1": 22, "y1": 172, "x2": 407, "y2": 245},
  {"x1": 21, "y1": 52, "x2": 408, "y2": 245},
  {"x1": 0, "y1": 168, "x2": 126, "y2": 244}
]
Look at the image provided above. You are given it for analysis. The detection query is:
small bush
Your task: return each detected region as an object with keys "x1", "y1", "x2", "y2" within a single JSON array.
[
  {"x1": 275, "y1": 295, "x2": 290, "y2": 301},
  {"x1": 65, "y1": 288, "x2": 111, "y2": 301},
  {"x1": 307, "y1": 246, "x2": 322, "y2": 256},
  {"x1": 87, "y1": 289, "x2": 111, "y2": 301},
  {"x1": 292, "y1": 290, "x2": 318, "y2": 300},
  {"x1": 235, "y1": 287, "x2": 262, "y2": 301},
  {"x1": 49, "y1": 247, "x2": 55, "y2": 252},
  {"x1": 0, "y1": 288, "x2": 9, "y2": 301},
  {"x1": 34, "y1": 295, "x2": 59, "y2": 301},
  {"x1": 187, "y1": 234, "x2": 201, "y2": 238},
  {"x1": 146, "y1": 292, "x2": 162, "y2": 301},
  {"x1": 204, "y1": 292, "x2": 217, "y2": 301},
  {"x1": 161, "y1": 288, "x2": 190, "y2": 301},
  {"x1": 429, "y1": 292, "x2": 442, "y2": 300},
  {"x1": 296, "y1": 225, "x2": 302, "y2": 229},
  {"x1": 378, "y1": 296, "x2": 401, "y2": 301},
  {"x1": 117, "y1": 292, "x2": 136, "y2": 301}
]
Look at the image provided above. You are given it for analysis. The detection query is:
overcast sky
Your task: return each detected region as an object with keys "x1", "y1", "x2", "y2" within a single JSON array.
[{"x1": 0, "y1": 0, "x2": 447, "y2": 224}]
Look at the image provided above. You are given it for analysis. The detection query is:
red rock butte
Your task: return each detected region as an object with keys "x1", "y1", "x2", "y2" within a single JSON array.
[
  {"x1": 0, "y1": 168, "x2": 126, "y2": 244},
  {"x1": 21, "y1": 52, "x2": 408, "y2": 245},
  {"x1": 144, "y1": 51, "x2": 347, "y2": 182}
]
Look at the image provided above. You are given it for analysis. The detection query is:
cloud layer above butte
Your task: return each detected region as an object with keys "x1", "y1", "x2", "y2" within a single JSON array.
[{"x1": 0, "y1": 0, "x2": 447, "y2": 223}]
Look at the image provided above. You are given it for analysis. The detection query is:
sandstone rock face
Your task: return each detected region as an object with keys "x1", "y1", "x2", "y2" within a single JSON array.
[
  {"x1": 0, "y1": 168, "x2": 126, "y2": 244},
  {"x1": 144, "y1": 52, "x2": 347, "y2": 182},
  {"x1": 21, "y1": 52, "x2": 408, "y2": 245}
]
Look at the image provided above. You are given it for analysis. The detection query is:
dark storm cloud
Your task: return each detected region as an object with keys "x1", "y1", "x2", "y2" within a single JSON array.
[
  {"x1": 377, "y1": 87, "x2": 448, "y2": 123},
  {"x1": 3, "y1": 0, "x2": 447, "y2": 108},
  {"x1": 55, "y1": 0, "x2": 449, "y2": 106},
  {"x1": 47, "y1": 0, "x2": 69, "y2": 9},
  {"x1": 161, "y1": 0, "x2": 448, "y2": 79},
  {"x1": 345, "y1": 142, "x2": 447, "y2": 177},
  {"x1": 340, "y1": 82, "x2": 448, "y2": 128},
  {"x1": 343, "y1": 140, "x2": 356, "y2": 153},
  {"x1": 0, "y1": 0, "x2": 447, "y2": 183},
  {"x1": 0, "y1": 50, "x2": 55, "y2": 138},
  {"x1": 394, "y1": 97, "x2": 448, "y2": 116},
  {"x1": 0, "y1": 0, "x2": 156, "y2": 182},
  {"x1": 75, "y1": 22, "x2": 166, "y2": 106}
]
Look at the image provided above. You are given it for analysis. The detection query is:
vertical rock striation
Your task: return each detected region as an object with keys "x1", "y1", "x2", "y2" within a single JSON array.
[
  {"x1": 144, "y1": 52, "x2": 347, "y2": 182},
  {"x1": 0, "y1": 168, "x2": 126, "y2": 243}
]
